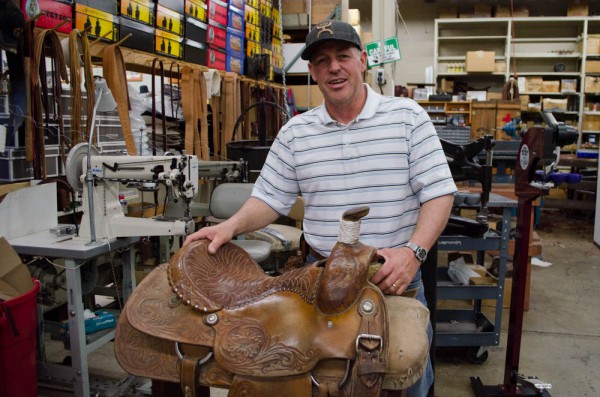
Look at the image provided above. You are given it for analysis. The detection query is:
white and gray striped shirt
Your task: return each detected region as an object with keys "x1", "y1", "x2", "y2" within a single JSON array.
[{"x1": 252, "y1": 84, "x2": 457, "y2": 256}]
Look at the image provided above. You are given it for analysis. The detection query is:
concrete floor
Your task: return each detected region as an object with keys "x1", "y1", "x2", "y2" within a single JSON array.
[{"x1": 36, "y1": 208, "x2": 599, "y2": 397}]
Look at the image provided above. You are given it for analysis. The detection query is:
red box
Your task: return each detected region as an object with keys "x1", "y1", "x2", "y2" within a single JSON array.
[
  {"x1": 21, "y1": 0, "x2": 73, "y2": 34},
  {"x1": 207, "y1": 46, "x2": 226, "y2": 70},
  {"x1": 207, "y1": 0, "x2": 228, "y2": 27},
  {"x1": 207, "y1": 23, "x2": 227, "y2": 49}
]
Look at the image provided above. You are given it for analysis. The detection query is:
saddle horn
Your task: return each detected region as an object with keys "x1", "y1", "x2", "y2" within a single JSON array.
[{"x1": 317, "y1": 207, "x2": 376, "y2": 314}]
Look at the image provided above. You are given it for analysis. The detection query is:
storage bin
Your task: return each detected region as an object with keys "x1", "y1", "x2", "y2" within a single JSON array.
[{"x1": 0, "y1": 280, "x2": 40, "y2": 397}]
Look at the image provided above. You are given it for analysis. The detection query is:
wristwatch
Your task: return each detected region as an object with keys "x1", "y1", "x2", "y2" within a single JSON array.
[{"x1": 406, "y1": 241, "x2": 428, "y2": 264}]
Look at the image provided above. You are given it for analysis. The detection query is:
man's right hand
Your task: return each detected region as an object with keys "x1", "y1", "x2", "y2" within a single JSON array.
[{"x1": 184, "y1": 223, "x2": 235, "y2": 254}]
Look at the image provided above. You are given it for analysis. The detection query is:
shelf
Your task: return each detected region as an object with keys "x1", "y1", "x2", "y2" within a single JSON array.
[{"x1": 434, "y1": 17, "x2": 600, "y2": 153}]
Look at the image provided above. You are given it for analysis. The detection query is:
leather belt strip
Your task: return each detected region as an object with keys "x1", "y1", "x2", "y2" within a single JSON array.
[
  {"x1": 28, "y1": 26, "x2": 68, "y2": 179},
  {"x1": 181, "y1": 66, "x2": 197, "y2": 156},
  {"x1": 210, "y1": 90, "x2": 221, "y2": 158},
  {"x1": 222, "y1": 73, "x2": 237, "y2": 157},
  {"x1": 151, "y1": 58, "x2": 166, "y2": 154},
  {"x1": 102, "y1": 43, "x2": 137, "y2": 155},
  {"x1": 198, "y1": 70, "x2": 209, "y2": 160},
  {"x1": 66, "y1": 29, "x2": 94, "y2": 146}
]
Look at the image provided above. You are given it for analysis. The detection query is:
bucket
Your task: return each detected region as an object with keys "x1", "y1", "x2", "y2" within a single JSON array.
[{"x1": 0, "y1": 279, "x2": 40, "y2": 397}]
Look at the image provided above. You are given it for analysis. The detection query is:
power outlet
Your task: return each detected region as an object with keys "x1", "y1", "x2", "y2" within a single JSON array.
[{"x1": 376, "y1": 69, "x2": 386, "y2": 85}]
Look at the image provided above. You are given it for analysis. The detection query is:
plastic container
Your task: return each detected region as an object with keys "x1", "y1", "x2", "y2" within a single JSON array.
[{"x1": 1, "y1": 279, "x2": 40, "y2": 397}]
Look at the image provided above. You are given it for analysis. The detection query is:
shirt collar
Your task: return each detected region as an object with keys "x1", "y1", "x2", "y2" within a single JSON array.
[{"x1": 316, "y1": 84, "x2": 383, "y2": 125}]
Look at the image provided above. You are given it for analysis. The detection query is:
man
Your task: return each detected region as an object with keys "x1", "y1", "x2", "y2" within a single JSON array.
[{"x1": 186, "y1": 20, "x2": 456, "y2": 396}]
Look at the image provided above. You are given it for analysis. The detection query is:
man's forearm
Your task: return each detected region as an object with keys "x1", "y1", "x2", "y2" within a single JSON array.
[
  {"x1": 228, "y1": 197, "x2": 281, "y2": 236},
  {"x1": 409, "y1": 194, "x2": 454, "y2": 250}
]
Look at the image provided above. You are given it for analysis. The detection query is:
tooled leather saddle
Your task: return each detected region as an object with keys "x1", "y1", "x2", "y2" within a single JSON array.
[{"x1": 115, "y1": 207, "x2": 430, "y2": 397}]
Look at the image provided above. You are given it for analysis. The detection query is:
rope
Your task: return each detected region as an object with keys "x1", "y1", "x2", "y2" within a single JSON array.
[{"x1": 338, "y1": 219, "x2": 360, "y2": 244}]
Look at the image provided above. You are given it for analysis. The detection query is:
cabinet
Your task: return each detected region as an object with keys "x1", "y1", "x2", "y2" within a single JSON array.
[
  {"x1": 435, "y1": 194, "x2": 516, "y2": 361},
  {"x1": 434, "y1": 17, "x2": 600, "y2": 155}
]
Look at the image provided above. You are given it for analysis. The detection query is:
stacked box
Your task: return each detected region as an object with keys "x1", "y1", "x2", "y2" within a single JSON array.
[
  {"x1": 185, "y1": 0, "x2": 207, "y2": 23},
  {"x1": 226, "y1": 0, "x2": 245, "y2": 74},
  {"x1": 118, "y1": 0, "x2": 155, "y2": 53},
  {"x1": 120, "y1": 0, "x2": 154, "y2": 26},
  {"x1": 21, "y1": 0, "x2": 73, "y2": 34},
  {"x1": 157, "y1": 0, "x2": 184, "y2": 14},
  {"x1": 156, "y1": 4, "x2": 184, "y2": 35},
  {"x1": 155, "y1": 29, "x2": 184, "y2": 59},
  {"x1": 74, "y1": 2, "x2": 119, "y2": 42},
  {"x1": 205, "y1": 0, "x2": 229, "y2": 70}
]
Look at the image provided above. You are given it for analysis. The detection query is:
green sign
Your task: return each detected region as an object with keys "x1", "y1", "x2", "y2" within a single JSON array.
[{"x1": 365, "y1": 37, "x2": 401, "y2": 68}]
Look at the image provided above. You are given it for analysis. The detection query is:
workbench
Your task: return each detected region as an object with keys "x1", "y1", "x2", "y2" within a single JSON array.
[{"x1": 9, "y1": 230, "x2": 138, "y2": 397}]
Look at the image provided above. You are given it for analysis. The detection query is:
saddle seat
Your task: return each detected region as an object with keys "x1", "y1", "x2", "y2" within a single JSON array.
[{"x1": 167, "y1": 239, "x2": 324, "y2": 313}]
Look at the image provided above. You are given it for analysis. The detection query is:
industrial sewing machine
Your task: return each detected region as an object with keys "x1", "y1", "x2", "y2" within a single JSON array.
[{"x1": 65, "y1": 143, "x2": 246, "y2": 243}]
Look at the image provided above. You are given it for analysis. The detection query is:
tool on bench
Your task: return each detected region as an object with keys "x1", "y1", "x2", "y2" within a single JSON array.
[
  {"x1": 440, "y1": 135, "x2": 495, "y2": 237},
  {"x1": 470, "y1": 112, "x2": 578, "y2": 397}
]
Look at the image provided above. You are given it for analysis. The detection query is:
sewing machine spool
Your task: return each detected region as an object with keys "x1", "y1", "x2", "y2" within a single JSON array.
[{"x1": 65, "y1": 142, "x2": 99, "y2": 191}]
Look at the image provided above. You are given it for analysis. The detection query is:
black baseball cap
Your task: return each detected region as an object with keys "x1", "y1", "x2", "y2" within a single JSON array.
[{"x1": 301, "y1": 20, "x2": 362, "y2": 61}]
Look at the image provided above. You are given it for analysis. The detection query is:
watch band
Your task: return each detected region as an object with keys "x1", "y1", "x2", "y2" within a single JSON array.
[{"x1": 406, "y1": 241, "x2": 428, "y2": 264}]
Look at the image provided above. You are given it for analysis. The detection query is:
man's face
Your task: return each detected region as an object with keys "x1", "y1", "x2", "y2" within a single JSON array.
[{"x1": 308, "y1": 41, "x2": 367, "y2": 108}]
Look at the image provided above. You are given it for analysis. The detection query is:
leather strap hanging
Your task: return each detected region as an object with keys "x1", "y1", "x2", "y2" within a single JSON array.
[
  {"x1": 210, "y1": 91, "x2": 221, "y2": 159},
  {"x1": 151, "y1": 58, "x2": 166, "y2": 154},
  {"x1": 198, "y1": 69, "x2": 209, "y2": 160},
  {"x1": 181, "y1": 65, "x2": 198, "y2": 156},
  {"x1": 102, "y1": 43, "x2": 137, "y2": 155},
  {"x1": 66, "y1": 29, "x2": 94, "y2": 145},
  {"x1": 28, "y1": 26, "x2": 68, "y2": 178}
]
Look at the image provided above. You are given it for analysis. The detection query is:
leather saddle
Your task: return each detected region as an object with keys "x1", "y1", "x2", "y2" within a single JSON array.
[{"x1": 115, "y1": 207, "x2": 430, "y2": 396}]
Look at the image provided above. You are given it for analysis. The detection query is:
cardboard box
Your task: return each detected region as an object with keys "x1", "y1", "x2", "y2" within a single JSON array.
[
  {"x1": 542, "y1": 98, "x2": 568, "y2": 112},
  {"x1": 185, "y1": 0, "x2": 208, "y2": 22},
  {"x1": 438, "y1": 6, "x2": 457, "y2": 18},
  {"x1": 584, "y1": 76, "x2": 600, "y2": 93},
  {"x1": 0, "y1": 237, "x2": 34, "y2": 300},
  {"x1": 495, "y1": 61, "x2": 506, "y2": 73},
  {"x1": 120, "y1": 0, "x2": 155, "y2": 26},
  {"x1": 561, "y1": 79, "x2": 577, "y2": 93},
  {"x1": 156, "y1": 4, "x2": 184, "y2": 35},
  {"x1": 474, "y1": 4, "x2": 492, "y2": 18},
  {"x1": 525, "y1": 77, "x2": 543, "y2": 92},
  {"x1": 465, "y1": 51, "x2": 495, "y2": 73},
  {"x1": 184, "y1": 38, "x2": 207, "y2": 65},
  {"x1": 584, "y1": 34, "x2": 600, "y2": 55},
  {"x1": 120, "y1": 17, "x2": 155, "y2": 53},
  {"x1": 75, "y1": 3, "x2": 120, "y2": 42},
  {"x1": 586, "y1": 60, "x2": 600, "y2": 73},
  {"x1": 542, "y1": 80, "x2": 560, "y2": 93},
  {"x1": 567, "y1": 0, "x2": 588, "y2": 16},
  {"x1": 290, "y1": 85, "x2": 323, "y2": 108},
  {"x1": 282, "y1": 0, "x2": 306, "y2": 14},
  {"x1": 582, "y1": 115, "x2": 600, "y2": 131},
  {"x1": 155, "y1": 29, "x2": 184, "y2": 58}
]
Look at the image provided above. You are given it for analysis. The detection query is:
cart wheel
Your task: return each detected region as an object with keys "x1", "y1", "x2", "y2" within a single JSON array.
[{"x1": 467, "y1": 347, "x2": 489, "y2": 364}]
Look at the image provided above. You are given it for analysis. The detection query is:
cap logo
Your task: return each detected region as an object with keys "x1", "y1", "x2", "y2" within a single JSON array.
[{"x1": 316, "y1": 20, "x2": 334, "y2": 38}]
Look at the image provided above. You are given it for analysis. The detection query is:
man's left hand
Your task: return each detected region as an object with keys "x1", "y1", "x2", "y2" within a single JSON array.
[{"x1": 371, "y1": 247, "x2": 420, "y2": 295}]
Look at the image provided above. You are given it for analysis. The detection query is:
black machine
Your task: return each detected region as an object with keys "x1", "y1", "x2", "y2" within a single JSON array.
[{"x1": 469, "y1": 112, "x2": 578, "y2": 397}]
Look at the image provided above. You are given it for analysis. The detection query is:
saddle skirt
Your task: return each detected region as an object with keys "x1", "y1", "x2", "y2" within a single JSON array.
[{"x1": 116, "y1": 212, "x2": 430, "y2": 396}]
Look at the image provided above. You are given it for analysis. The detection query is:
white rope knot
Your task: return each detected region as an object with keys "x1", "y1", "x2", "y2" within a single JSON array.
[{"x1": 338, "y1": 218, "x2": 360, "y2": 244}]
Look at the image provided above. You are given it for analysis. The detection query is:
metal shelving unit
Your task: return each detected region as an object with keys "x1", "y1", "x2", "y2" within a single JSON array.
[{"x1": 435, "y1": 193, "x2": 516, "y2": 361}]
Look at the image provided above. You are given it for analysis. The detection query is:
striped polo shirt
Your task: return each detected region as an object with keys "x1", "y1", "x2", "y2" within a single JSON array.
[{"x1": 252, "y1": 84, "x2": 457, "y2": 256}]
